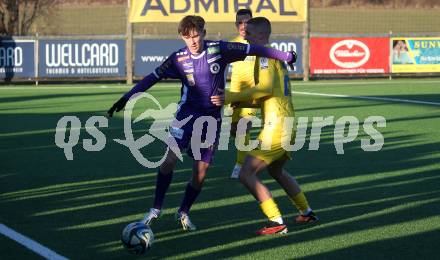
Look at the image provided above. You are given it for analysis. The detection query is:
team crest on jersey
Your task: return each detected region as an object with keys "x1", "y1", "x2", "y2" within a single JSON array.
[
  {"x1": 260, "y1": 57, "x2": 269, "y2": 69},
  {"x1": 210, "y1": 63, "x2": 220, "y2": 74},
  {"x1": 207, "y1": 47, "x2": 220, "y2": 54},
  {"x1": 186, "y1": 74, "x2": 195, "y2": 86}
]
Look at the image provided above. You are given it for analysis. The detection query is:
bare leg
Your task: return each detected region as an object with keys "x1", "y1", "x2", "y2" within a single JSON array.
[
  {"x1": 267, "y1": 158, "x2": 315, "y2": 220},
  {"x1": 238, "y1": 155, "x2": 271, "y2": 202},
  {"x1": 267, "y1": 157, "x2": 301, "y2": 198},
  {"x1": 239, "y1": 154, "x2": 287, "y2": 234}
]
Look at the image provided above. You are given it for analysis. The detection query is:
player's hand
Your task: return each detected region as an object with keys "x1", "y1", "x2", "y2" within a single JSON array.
[
  {"x1": 287, "y1": 51, "x2": 297, "y2": 70},
  {"x1": 107, "y1": 97, "x2": 128, "y2": 117},
  {"x1": 210, "y1": 94, "x2": 224, "y2": 107}
]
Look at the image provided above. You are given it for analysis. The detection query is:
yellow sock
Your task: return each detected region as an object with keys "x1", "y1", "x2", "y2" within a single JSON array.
[
  {"x1": 236, "y1": 132, "x2": 250, "y2": 165},
  {"x1": 260, "y1": 198, "x2": 282, "y2": 222},
  {"x1": 290, "y1": 192, "x2": 310, "y2": 214}
]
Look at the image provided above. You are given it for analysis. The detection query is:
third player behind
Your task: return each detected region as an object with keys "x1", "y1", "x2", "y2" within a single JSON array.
[{"x1": 228, "y1": 9, "x2": 257, "y2": 179}]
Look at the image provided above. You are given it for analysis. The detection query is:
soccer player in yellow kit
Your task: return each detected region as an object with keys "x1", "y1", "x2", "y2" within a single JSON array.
[
  {"x1": 213, "y1": 17, "x2": 318, "y2": 235},
  {"x1": 228, "y1": 9, "x2": 257, "y2": 179}
]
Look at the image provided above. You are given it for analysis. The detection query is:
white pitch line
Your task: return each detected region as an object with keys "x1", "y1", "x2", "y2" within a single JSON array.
[
  {"x1": 1, "y1": 82, "x2": 439, "y2": 106},
  {"x1": 0, "y1": 85, "x2": 131, "y2": 90},
  {"x1": 0, "y1": 223, "x2": 68, "y2": 260},
  {"x1": 1, "y1": 79, "x2": 440, "y2": 90},
  {"x1": 293, "y1": 91, "x2": 440, "y2": 106},
  {"x1": 295, "y1": 80, "x2": 440, "y2": 86}
]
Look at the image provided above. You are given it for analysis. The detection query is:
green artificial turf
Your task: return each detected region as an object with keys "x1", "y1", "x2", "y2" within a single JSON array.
[{"x1": 1, "y1": 79, "x2": 439, "y2": 259}]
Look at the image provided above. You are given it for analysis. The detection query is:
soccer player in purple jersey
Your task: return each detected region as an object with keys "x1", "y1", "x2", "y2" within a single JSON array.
[{"x1": 107, "y1": 15, "x2": 296, "y2": 231}]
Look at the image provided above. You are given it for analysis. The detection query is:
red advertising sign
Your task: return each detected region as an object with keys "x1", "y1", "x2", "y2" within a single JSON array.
[{"x1": 310, "y1": 37, "x2": 389, "y2": 74}]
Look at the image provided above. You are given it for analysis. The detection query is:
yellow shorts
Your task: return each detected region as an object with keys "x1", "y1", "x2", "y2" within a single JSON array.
[
  {"x1": 232, "y1": 107, "x2": 257, "y2": 123},
  {"x1": 248, "y1": 125, "x2": 295, "y2": 165}
]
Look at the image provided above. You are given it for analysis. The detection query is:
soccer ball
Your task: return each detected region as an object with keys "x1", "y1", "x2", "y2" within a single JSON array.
[{"x1": 121, "y1": 222, "x2": 154, "y2": 255}]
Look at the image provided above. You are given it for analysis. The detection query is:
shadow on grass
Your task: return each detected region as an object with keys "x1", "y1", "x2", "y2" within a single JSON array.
[
  {"x1": 0, "y1": 91, "x2": 439, "y2": 259},
  {"x1": 296, "y1": 229, "x2": 440, "y2": 260},
  {"x1": 0, "y1": 92, "x2": 121, "y2": 104}
]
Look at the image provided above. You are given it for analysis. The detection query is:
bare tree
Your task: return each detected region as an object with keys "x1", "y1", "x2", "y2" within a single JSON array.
[{"x1": 0, "y1": 0, "x2": 58, "y2": 36}]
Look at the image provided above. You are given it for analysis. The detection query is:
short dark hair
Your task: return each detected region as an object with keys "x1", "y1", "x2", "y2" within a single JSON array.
[
  {"x1": 178, "y1": 16, "x2": 205, "y2": 36},
  {"x1": 236, "y1": 9, "x2": 252, "y2": 19},
  {"x1": 247, "y1": 17, "x2": 271, "y2": 34}
]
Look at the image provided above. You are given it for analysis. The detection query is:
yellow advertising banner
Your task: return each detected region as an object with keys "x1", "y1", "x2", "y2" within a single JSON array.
[
  {"x1": 129, "y1": 0, "x2": 307, "y2": 23},
  {"x1": 391, "y1": 37, "x2": 440, "y2": 73}
]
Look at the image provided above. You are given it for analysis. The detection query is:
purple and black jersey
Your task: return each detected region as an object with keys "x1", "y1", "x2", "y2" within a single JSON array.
[
  {"x1": 124, "y1": 40, "x2": 293, "y2": 112},
  {"x1": 122, "y1": 40, "x2": 293, "y2": 163},
  {"x1": 154, "y1": 41, "x2": 249, "y2": 110}
]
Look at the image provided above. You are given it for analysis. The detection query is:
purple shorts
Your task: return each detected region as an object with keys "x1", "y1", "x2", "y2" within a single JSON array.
[{"x1": 168, "y1": 104, "x2": 222, "y2": 164}]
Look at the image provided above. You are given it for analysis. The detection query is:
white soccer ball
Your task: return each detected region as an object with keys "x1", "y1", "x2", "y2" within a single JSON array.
[{"x1": 121, "y1": 222, "x2": 154, "y2": 255}]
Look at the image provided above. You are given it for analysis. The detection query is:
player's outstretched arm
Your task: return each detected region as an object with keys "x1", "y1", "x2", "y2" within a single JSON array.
[
  {"x1": 211, "y1": 58, "x2": 276, "y2": 106},
  {"x1": 107, "y1": 96, "x2": 128, "y2": 117},
  {"x1": 107, "y1": 73, "x2": 160, "y2": 117},
  {"x1": 222, "y1": 41, "x2": 296, "y2": 67},
  {"x1": 248, "y1": 44, "x2": 297, "y2": 65},
  {"x1": 107, "y1": 53, "x2": 179, "y2": 117}
]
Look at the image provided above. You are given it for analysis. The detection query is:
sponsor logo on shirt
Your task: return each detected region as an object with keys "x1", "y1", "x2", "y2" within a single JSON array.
[
  {"x1": 227, "y1": 43, "x2": 246, "y2": 51},
  {"x1": 182, "y1": 62, "x2": 193, "y2": 68},
  {"x1": 186, "y1": 73, "x2": 195, "y2": 86},
  {"x1": 208, "y1": 55, "x2": 222, "y2": 64},
  {"x1": 177, "y1": 55, "x2": 190, "y2": 62},
  {"x1": 210, "y1": 63, "x2": 220, "y2": 74},
  {"x1": 207, "y1": 42, "x2": 220, "y2": 46},
  {"x1": 207, "y1": 46, "x2": 220, "y2": 54}
]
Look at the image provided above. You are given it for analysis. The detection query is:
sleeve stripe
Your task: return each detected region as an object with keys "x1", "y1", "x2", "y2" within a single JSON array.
[
  {"x1": 152, "y1": 71, "x2": 160, "y2": 79},
  {"x1": 246, "y1": 44, "x2": 250, "y2": 55}
]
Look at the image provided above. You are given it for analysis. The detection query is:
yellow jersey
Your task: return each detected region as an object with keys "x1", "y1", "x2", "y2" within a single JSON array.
[
  {"x1": 229, "y1": 36, "x2": 256, "y2": 93},
  {"x1": 228, "y1": 36, "x2": 257, "y2": 121},
  {"x1": 227, "y1": 55, "x2": 294, "y2": 123},
  {"x1": 226, "y1": 53, "x2": 295, "y2": 164},
  {"x1": 254, "y1": 56, "x2": 294, "y2": 122}
]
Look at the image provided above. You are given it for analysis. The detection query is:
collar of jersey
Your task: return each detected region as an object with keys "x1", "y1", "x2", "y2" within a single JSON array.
[{"x1": 190, "y1": 50, "x2": 206, "y2": 59}]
